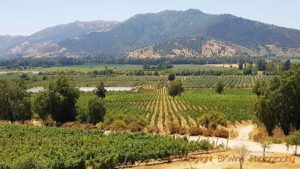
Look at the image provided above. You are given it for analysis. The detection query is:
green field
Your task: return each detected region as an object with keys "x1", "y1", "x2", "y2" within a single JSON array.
[
  {"x1": 0, "y1": 124, "x2": 212, "y2": 168},
  {"x1": 3, "y1": 64, "x2": 263, "y2": 131},
  {"x1": 74, "y1": 87, "x2": 257, "y2": 133}
]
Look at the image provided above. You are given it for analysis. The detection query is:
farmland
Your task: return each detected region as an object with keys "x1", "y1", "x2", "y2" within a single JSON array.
[
  {"x1": 0, "y1": 124, "x2": 212, "y2": 168},
  {"x1": 75, "y1": 87, "x2": 257, "y2": 133},
  {"x1": 1, "y1": 64, "x2": 262, "y2": 127}
]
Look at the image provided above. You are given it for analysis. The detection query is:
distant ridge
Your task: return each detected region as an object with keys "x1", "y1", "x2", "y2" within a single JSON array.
[{"x1": 1, "y1": 9, "x2": 300, "y2": 58}]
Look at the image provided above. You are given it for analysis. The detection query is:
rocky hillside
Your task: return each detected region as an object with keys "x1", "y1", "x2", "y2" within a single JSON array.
[
  {"x1": 0, "y1": 20, "x2": 120, "y2": 57},
  {"x1": 59, "y1": 9, "x2": 300, "y2": 58}
]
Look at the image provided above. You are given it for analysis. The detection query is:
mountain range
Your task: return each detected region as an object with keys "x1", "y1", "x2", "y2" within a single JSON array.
[{"x1": 1, "y1": 9, "x2": 300, "y2": 58}]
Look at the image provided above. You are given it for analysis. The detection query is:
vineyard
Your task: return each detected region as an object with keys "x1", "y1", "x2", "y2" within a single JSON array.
[
  {"x1": 183, "y1": 75, "x2": 273, "y2": 89},
  {"x1": 76, "y1": 87, "x2": 257, "y2": 133},
  {"x1": 0, "y1": 124, "x2": 212, "y2": 168}
]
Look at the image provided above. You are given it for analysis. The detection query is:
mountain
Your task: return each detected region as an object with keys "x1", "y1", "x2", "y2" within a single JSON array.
[
  {"x1": 1, "y1": 9, "x2": 300, "y2": 58},
  {"x1": 0, "y1": 20, "x2": 120, "y2": 57},
  {"x1": 60, "y1": 9, "x2": 300, "y2": 58},
  {"x1": 0, "y1": 35, "x2": 26, "y2": 58}
]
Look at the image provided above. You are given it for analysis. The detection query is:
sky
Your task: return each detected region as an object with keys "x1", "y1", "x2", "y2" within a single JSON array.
[{"x1": 0, "y1": 0, "x2": 299, "y2": 36}]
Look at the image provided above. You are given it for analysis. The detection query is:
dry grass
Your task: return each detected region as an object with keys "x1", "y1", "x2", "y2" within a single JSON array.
[{"x1": 132, "y1": 151, "x2": 300, "y2": 169}]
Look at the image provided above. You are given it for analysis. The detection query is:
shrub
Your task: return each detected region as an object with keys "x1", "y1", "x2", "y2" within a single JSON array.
[
  {"x1": 104, "y1": 113, "x2": 147, "y2": 131},
  {"x1": 213, "y1": 128, "x2": 229, "y2": 138},
  {"x1": 128, "y1": 122, "x2": 143, "y2": 132},
  {"x1": 87, "y1": 98, "x2": 106, "y2": 124},
  {"x1": 215, "y1": 81, "x2": 224, "y2": 94},
  {"x1": 168, "y1": 81, "x2": 184, "y2": 98},
  {"x1": 178, "y1": 127, "x2": 188, "y2": 135},
  {"x1": 169, "y1": 122, "x2": 180, "y2": 134},
  {"x1": 147, "y1": 126, "x2": 160, "y2": 134},
  {"x1": 13, "y1": 156, "x2": 45, "y2": 169},
  {"x1": 198, "y1": 112, "x2": 226, "y2": 129},
  {"x1": 202, "y1": 128, "x2": 213, "y2": 137},
  {"x1": 168, "y1": 73, "x2": 175, "y2": 81},
  {"x1": 0, "y1": 162, "x2": 10, "y2": 169},
  {"x1": 111, "y1": 120, "x2": 127, "y2": 131},
  {"x1": 189, "y1": 127, "x2": 202, "y2": 136}
]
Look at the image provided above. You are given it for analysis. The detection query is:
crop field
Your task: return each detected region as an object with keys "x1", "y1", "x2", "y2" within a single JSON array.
[
  {"x1": 0, "y1": 124, "x2": 212, "y2": 168},
  {"x1": 183, "y1": 75, "x2": 273, "y2": 89},
  {"x1": 77, "y1": 87, "x2": 257, "y2": 133}
]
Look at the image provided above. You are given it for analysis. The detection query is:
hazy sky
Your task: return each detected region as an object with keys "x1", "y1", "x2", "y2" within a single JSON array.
[{"x1": 0, "y1": 0, "x2": 299, "y2": 35}]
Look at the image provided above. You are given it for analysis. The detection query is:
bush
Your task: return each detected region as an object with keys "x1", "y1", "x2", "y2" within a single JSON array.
[
  {"x1": 147, "y1": 126, "x2": 160, "y2": 134},
  {"x1": 0, "y1": 162, "x2": 10, "y2": 169},
  {"x1": 128, "y1": 122, "x2": 143, "y2": 132},
  {"x1": 168, "y1": 81, "x2": 184, "y2": 98},
  {"x1": 168, "y1": 73, "x2": 176, "y2": 81},
  {"x1": 189, "y1": 127, "x2": 202, "y2": 136},
  {"x1": 202, "y1": 128, "x2": 213, "y2": 137},
  {"x1": 178, "y1": 127, "x2": 188, "y2": 135},
  {"x1": 198, "y1": 112, "x2": 226, "y2": 129},
  {"x1": 111, "y1": 120, "x2": 127, "y2": 131},
  {"x1": 87, "y1": 98, "x2": 106, "y2": 124},
  {"x1": 169, "y1": 122, "x2": 180, "y2": 134},
  {"x1": 213, "y1": 128, "x2": 229, "y2": 138},
  {"x1": 215, "y1": 81, "x2": 224, "y2": 94},
  {"x1": 104, "y1": 113, "x2": 147, "y2": 131},
  {"x1": 13, "y1": 156, "x2": 45, "y2": 169}
]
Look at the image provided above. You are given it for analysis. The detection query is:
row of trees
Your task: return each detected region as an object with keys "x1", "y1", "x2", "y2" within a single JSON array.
[
  {"x1": 0, "y1": 77, "x2": 107, "y2": 125},
  {"x1": 1, "y1": 56, "x2": 265, "y2": 69}
]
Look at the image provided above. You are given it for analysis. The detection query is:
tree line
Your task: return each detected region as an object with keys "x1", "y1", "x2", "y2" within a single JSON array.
[{"x1": 0, "y1": 77, "x2": 107, "y2": 125}]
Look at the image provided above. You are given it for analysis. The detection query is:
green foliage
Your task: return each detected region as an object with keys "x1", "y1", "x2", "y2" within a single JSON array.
[
  {"x1": 0, "y1": 124, "x2": 213, "y2": 168},
  {"x1": 252, "y1": 80, "x2": 266, "y2": 96},
  {"x1": 95, "y1": 81, "x2": 106, "y2": 98},
  {"x1": 243, "y1": 63, "x2": 256, "y2": 75},
  {"x1": 104, "y1": 113, "x2": 147, "y2": 131},
  {"x1": 168, "y1": 73, "x2": 176, "y2": 81},
  {"x1": 286, "y1": 131, "x2": 300, "y2": 155},
  {"x1": 76, "y1": 96, "x2": 106, "y2": 124},
  {"x1": 33, "y1": 92, "x2": 50, "y2": 121},
  {"x1": 197, "y1": 112, "x2": 226, "y2": 129},
  {"x1": 168, "y1": 81, "x2": 184, "y2": 98},
  {"x1": 87, "y1": 98, "x2": 106, "y2": 124},
  {"x1": 0, "y1": 80, "x2": 32, "y2": 122},
  {"x1": 283, "y1": 59, "x2": 291, "y2": 71},
  {"x1": 20, "y1": 73, "x2": 30, "y2": 81},
  {"x1": 256, "y1": 59, "x2": 267, "y2": 71},
  {"x1": 0, "y1": 162, "x2": 10, "y2": 169},
  {"x1": 215, "y1": 81, "x2": 224, "y2": 94},
  {"x1": 256, "y1": 64, "x2": 300, "y2": 135},
  {"x1": 34, "y1": 76, "x2": 79, "y2": 123}
]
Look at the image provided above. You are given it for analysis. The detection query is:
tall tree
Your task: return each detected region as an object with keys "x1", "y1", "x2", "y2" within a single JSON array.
[
  {"x1": 34, "y1": 76, "x2": 79, "y2": 123},
  {"x1": 87, "y1": 98, "x2": 106, "y2": 124},
  {"x1": 257, "y1": 59, "x2": 267, "y2": 71},
  {"x1": 0, "y1": 80, "x2": 32, "y2": 122},
  {"x1": 283, "y1": 59, "x2": 291, "y2": 71},
  {"x1": 95, "y1": 81, "x2": 106, "y2": 99},
  {"x1": 256, "y1": 64, "x2": 300, "y2": 135}
]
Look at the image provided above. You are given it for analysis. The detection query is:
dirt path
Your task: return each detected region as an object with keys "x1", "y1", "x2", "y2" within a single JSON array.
[
  {"x1": 133, "y1": 151, "x2": 300, "y2": 169},
  {"x1": 234, "y1": 124, "x2": 254, "y2": 141}
]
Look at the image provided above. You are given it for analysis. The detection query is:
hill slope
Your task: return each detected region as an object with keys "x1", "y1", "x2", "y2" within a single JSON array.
[
  {"x1": 60, "y1": 9, "x2": 300, "y2": 58},
  {"x1": 1, "y1": 9, "x2": 300, "y2": 58},
  {"x1": 1, "y1": 20, "x2": 119, "y2": 57}
]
